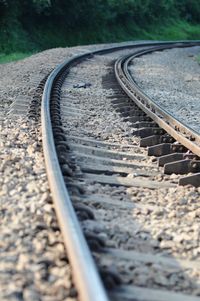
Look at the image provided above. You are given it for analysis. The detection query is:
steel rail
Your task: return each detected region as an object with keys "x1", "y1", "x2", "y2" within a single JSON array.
[
  {"x1": 115, "y1": 42, "x2": 200, "y2": 157},
  {"x1": 41, "y1": 40, "x2": 200, "y2": 301}
]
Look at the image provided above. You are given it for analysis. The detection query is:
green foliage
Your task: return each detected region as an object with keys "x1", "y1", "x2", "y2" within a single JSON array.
[
  {"x1": 176, "y1": 0, "x2": 200, "y2": 22},
  {"x1": 0, "y1": 0, "x2": 200, "y2": 54},
  {"x1": 0, "y1": 52, "x2": 33, "y2": 63},
  {"x1": 196, "y1": 55, "x2": 200, "y2": 64}
]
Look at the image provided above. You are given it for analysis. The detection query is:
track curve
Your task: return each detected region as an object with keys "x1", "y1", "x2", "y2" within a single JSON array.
[{"x1": 41, "y1": 41, "x2": 200, "y2": 301}]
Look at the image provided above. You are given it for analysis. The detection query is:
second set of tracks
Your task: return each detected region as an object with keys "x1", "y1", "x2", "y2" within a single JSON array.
[{"x1": 41, "y1": 41, "x2": 200, "y2": 301}]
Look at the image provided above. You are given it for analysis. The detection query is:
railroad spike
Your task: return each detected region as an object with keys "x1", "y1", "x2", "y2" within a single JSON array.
[
  {"x1": 99, "y1": 268, "x2": 122, "y2": 289},
  {"x1": 54, "y1": 133, "x2": 67, "y2": 141},
  {"x1": 61, "y1": 164, "x2": 73, "y2": 177},
  {"x1": 74, "y1": 203, "x2": 95, "y2": 220},
  {"x1": 84, "y1": 232, "x2": 105, "y2": 251}
]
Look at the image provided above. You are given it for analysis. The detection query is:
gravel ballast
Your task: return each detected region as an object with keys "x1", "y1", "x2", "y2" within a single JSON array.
[
  {"x1": 0, "y1": 45, "x2": 100, "y2": 301},
  {"x1": 130, "y1": 46, "x2": 200, "y2": 133},
  {"x1": 0, "y1": 42, "x2": 139, "y2": 301},
  {"x1": 59, "y1": 49, "x2": 200, "y2": 296},
  {"x1": 0, "y1": 119, "x2": 77, "y2": 301},
  {"x1": 1, "y1": 43, "x2": 200, "y2": 300}
]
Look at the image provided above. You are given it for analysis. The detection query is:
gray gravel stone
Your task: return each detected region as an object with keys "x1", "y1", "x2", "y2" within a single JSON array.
[
  {"x1": 59, "y1": 47, "x2": 200, "y2": 295},
  {"x1": 130, "y1": 46, "x2": 200, "y2": 133},
  {"x1": 1, "y1": 42, "x2": 200, "y2": 299}
]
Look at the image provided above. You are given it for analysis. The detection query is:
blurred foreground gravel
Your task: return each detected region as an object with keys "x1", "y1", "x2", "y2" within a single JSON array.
[
  {"x1": 0, "y1": 41, "x2": 135, "y2": 301},
  {"x1": 0, "y1": 45, "x2": 96, "y2": 301}
]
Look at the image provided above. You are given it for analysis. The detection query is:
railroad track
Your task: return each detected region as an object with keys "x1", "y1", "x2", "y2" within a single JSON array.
[{"x1": 41, "y1": 41, "x2": 200, "y2": 301}]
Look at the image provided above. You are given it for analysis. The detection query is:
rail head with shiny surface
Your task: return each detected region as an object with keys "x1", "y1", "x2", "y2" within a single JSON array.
[
  {"x1": 41, "y1": 52, "x2": 110, "y2": 301},
  {"x1": 41, "y1": 40, "x2": 200, "y2": 301},
  {"x1": 115, "y1": 42, "x2": 200, "y2": 157}
]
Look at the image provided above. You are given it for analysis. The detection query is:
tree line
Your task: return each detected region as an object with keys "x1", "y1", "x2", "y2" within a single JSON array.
[
  {"x1": 1, "y1": 0, "x2": 200, "y2": 26},
  {"x1": 0, "y1": 0, "x2": 199, "y2": 53}
]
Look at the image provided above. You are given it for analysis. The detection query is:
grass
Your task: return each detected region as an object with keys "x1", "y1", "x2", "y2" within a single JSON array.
[
  {"x1": 0, "y1": 52, "x2": 33, "y2": 64},
  {"x1": 196, "y1": 55, "x2": 200, "y2": 63},
  {"x1": 33, "y1": 19, "x2": 200, "y2": 47},
  {"x1": 0, "y1": 19, "x2": 199, "y2": 64},
  {"x1": 143, "y1": 20, "x2": 200, "y2": 40}
]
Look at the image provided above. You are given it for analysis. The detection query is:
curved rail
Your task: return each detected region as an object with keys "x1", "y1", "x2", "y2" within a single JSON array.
[
  {"x1": 41, "y1": 41, "x2": 200, "y2": 301},
  {"x1": 115, "y1": 42, "x2": 200, "y2": 157},
  {"x1": 42, "y1": 53, "x2": 110, "y2": 301}
]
